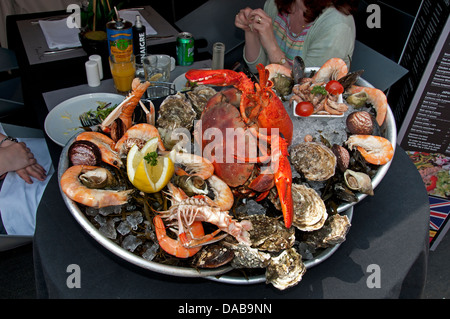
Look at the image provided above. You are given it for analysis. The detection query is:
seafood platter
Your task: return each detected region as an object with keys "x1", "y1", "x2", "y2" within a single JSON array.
[{"x1": 58, "y1": 57, "x2": 397, "y2": 290}]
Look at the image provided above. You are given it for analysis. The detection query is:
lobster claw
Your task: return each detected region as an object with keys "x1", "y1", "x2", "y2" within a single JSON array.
[
  {"x1": 185, "y1": 69, "x2": 242, "y2": 86},
  {"x1": 274, "y1": 155, "x2": 293, "y2": 228}
]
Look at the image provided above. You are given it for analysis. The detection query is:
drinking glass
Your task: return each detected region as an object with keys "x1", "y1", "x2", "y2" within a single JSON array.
[
  {"x1": 109, "y1": 54, "x2": 136, "y2": 94},
  {"x1": 211, "y1": 42, "x2": 225, "y2": 70},
  {"x1": 143, "y1": 55, "x2": 171, "y2": 82}
]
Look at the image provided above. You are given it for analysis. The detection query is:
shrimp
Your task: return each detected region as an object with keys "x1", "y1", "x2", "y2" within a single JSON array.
[
  {"x1": 347, "y1": 85, "x2": 387, "y2": 126},
  {"x1": 101, "y1": 78, "x2": 151, "y2": 137},
  {"x1": 206, "y1": 174, "x2": 234, "y2": 211},
  {"x1": 171, "y1": 152, "x2": 214, "y2": 180},
  {"x1": 76, "y1": 131, "x2": 123, "y2": 168},
  {"x1": 312, "y1": 58, "x2": 348, "y2": 83},
  {"x1": 345, "y1": 135, "x2": 394, "y2": 165},
  {"x1": 265, "y1": 63, "x2": 292, "y2": 79},
  {"x1": 60, "y1": 165, "x2": 133, "y2": 208},
  {"x1": 153, "y1": 215, "x2": 203, "y2": 258},
  {"x1": 114, "y1": 123, "x2": 165, "y2": 156}
]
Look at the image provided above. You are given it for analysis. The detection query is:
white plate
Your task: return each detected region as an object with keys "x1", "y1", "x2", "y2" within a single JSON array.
[
  {"x1": 173, "y1": 72, "x2": 190, "y2": 92},
  {"x1": 44, "y1": 93, "x2": 125, "y2": 146}
]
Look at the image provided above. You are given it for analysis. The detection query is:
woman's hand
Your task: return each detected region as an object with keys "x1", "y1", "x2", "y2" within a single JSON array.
[
  {"x1": 235, "y1": 7, "x2": 254, "y2": 32},
  {"x1": 247, "y1": 9, "x2": 282, "y2": 61},
  {"x1": 0, "y1": 141, "x2": 47, "y2": 184}
]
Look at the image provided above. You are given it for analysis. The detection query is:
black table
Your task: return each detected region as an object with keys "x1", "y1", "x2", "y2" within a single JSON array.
[{"x1": 33, "y1": 145, "x2": 430, "y2": 299}]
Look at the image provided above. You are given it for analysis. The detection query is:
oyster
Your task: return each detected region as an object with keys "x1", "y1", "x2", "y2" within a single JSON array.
[
  {"x1": 303, "y1": 214, "x2": 351, "y2": 248},
  {"x1": 269, "y1": 184, "x2": 328, "y2": 232},
  {"x1": 290, "y1": 142, "x2": 336, "y2": 181},
  {"x1": 226, "y1": 242, "x2": 271, "y2": 269},
  {"x1": 243, "y1": 215, "x2": 295, "y2": 252},
  {"x1": 157, "y1": 92, "x2": 196, "y2": 130},
  {"x1": 344, "y1": 169, "x2": 374, "y2": 195},
  {"x1": 186, "y1": 85, "x2": 217, "y2": 117},
  {"x1": 266, "y1": 248, "x2": 306, "y2": 290}
]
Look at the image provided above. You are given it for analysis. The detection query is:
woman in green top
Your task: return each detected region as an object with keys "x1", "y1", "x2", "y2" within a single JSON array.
[{"x1": 235, "y1": 0, "x2": 358, "y2": 73}]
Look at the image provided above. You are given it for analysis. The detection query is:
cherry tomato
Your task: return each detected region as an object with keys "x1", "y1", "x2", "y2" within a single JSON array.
[
  {"x1": 295, "y1": 101, "x2": 314, "y2": 117},
  {"x1": 325, "y1": 80, "x2": 344, "y2": 95}
]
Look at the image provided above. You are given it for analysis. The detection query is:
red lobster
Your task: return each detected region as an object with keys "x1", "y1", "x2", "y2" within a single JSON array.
[{"x1": 186, "y1": 64, "x2": 294, "y2": 228}]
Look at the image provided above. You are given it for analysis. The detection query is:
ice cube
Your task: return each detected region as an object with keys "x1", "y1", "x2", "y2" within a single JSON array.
[
  {"x1": 126, "y1": 211, "x2": 143, "y2": 230},
  {"x1": 117, "y1": 220, "x2": 132, "y2": 236},
  {"x1": 142, "y1": 242, "x2": 160, "y2": 261},
  {"x1": 98, "y1": 218, "x2": 117, "y2": 240},
  {"x1": 121, "y1": 235, "x2": 142, "y2": 252},
  {"x1": 98, "y1": 205, "x2": 122, "y2": 216}
]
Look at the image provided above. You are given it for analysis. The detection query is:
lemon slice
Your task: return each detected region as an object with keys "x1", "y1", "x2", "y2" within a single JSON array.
[
  {"x1": 149, "y1": 73, "x2": 163, "y2": 82},
  {"x1": 126, "y1": 137, "x2": 174, "y2": 193}
]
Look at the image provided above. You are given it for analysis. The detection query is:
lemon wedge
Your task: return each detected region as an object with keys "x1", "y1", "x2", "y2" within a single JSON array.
[
  {"x1": 149, "y1": 73, "x2": 163, "y2": 82},
  {"x1": 126, "y1": 138, "x2": 174, "y2": 193}
]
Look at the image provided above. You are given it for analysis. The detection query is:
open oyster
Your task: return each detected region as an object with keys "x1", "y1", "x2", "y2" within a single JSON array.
[
  {"x1": 302, "y1": 214, "x2": 351, "y2": 248},
  {"x1": 290, "y1": 142, "x2": 336, "y2": 181}
]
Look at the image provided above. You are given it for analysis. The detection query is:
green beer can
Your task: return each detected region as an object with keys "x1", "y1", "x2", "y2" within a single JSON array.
[{"x1": 176, "y1": 32, "x2": 194, "y2": 66}]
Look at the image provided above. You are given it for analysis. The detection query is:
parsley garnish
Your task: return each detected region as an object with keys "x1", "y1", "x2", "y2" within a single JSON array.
[
  {"x1": 311, "y1": 85, "x2": 328, "y2": 95},
  {"x1": 144, "y1": 151, "x2": 158, "y2": 166}
]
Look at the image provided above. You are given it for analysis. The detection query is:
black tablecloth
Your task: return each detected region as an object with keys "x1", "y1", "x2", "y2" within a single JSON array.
[{"x1": 33, "y1": 145, "x2": 429, "y2": 299}]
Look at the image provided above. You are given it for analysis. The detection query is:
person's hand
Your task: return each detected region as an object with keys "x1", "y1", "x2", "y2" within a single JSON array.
[
  {"x1": 16, "y1": 163, "x2": 47, "y2": 184},
  {"x1": 0, "y1": 141, "x2": 47, "y2": 184},
  {"x1": 247, "y1": 9, "x2": 278, "y2": 53},
  {"x1": 235, "y1": 7, "x2": 255, "y2": 32}
]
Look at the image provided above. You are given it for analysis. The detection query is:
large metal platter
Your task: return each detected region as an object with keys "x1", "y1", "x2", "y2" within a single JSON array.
[{"x1": 57, "y1": 70, "x2": 397, "y2": 283}]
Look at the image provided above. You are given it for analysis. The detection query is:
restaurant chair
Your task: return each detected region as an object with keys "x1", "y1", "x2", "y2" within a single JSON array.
[
  {"x1": 0, "y1": 48, "x2": 24, "y2": 118},
  {"x1": 350, "y1": 40, "x2": 409, "y2": 92},
  {"x1": 0, "y1": 123, "x2": 44, "y2": 251}
]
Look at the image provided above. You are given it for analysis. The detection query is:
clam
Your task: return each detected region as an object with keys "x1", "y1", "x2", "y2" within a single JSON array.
[
  {"x1": 290, "y1": 142, "x2": 336, "y2": 181},
  {"x1": 331, "y1": 144, "x2": 350, "y2": 172},
  {"x1": 68, "y1": 140, "x2": 102, "y2": 166},
  {"x1": 79, "y1": 167, "x2": 117, "y2": 189},
  {"x1": 173, "y1": 175, "x2": 208, "y2": 197},
  {"x1": 344, "y1": 169, "x2": 374, "y2": 195},
  {"x1": 346, "y1": 111, "x2": 374, "y2": 135},
  {"x1": 346, "y1": 91, "x2": 368, "y2": 108}
]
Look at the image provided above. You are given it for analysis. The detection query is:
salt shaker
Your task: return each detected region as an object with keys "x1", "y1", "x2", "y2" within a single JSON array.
[
  {"x1": 89, "y1": 54, "x2": 103, "y2": 80},
  {"x1": 211, "y1": 42, "x2": 225, "y2": 70},
  {"x1": 85, "y1": 60, "x2": 100, "y2": 87}
]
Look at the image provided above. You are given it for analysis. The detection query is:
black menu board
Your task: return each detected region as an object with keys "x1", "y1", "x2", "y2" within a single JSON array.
[{"x1": 398, "y1": 13, "x2": 450, "y2": 251}]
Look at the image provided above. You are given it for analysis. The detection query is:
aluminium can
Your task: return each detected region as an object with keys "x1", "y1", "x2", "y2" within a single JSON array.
[
  {"x1": 176, "y1": 32, "x2": 194, "y2": 66},
  {"x1": 106, "y1": 19, "x2": 133, "y2": 61}
]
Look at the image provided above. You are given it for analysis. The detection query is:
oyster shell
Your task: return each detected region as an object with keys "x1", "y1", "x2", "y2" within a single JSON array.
[
  {"x1": 269, "y1": 184, "x2": 328, "y2": 232},
  {"x1": 157, "y1": 92, "x2": 196, "y2": 130},
  {"x1": 226, "y1": 242, "x2": 271, "y2": 269},
  {"x1": 186, "y1": 85, "x2": 217, "y2": 117},
  {"x1": 344, "y1": 169, "x2": 374, "y2": 195},
  {"x1": 302, "y1": 214, "x2": 351, "y2": 248},
  {"x1": 266, "y1": 248, "x2": 306, "y2": 290},
  {"x1": 243, "y1": 215, "x2": 295, "y2": 252},
  {"x1": 290, "y1": 142, "x2": 336, "y2": 181}
]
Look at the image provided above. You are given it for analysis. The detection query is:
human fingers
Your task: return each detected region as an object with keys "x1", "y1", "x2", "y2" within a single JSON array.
[
  {"x1": 235, "y1": 8, "x2": 254, "y2": 30},
  {"x1": 25, "y1": 164, "x2": 47, "y2": 181},
  {"x1": 16, "y1": 168, "x2": 33, "y2": 184}
]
